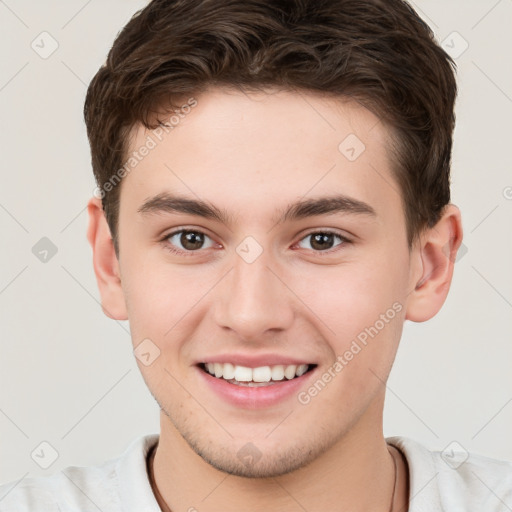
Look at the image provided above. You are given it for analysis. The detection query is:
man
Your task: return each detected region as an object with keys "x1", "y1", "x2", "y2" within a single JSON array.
[{"x1": 1, "y1": 0, "x2": 511, "y2": 510}]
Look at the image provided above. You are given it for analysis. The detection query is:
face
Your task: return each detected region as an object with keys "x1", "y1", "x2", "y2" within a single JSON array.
[{"x1": 115, "y1": 88, "x2": 418, "y2": 477}]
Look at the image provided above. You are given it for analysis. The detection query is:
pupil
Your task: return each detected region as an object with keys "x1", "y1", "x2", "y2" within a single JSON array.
[
  {"x1": 181, "y1": 231, "x2": 204, "y2": 250},
  {"x1": 311, "y1": 233, "x2": 333, "y2": 250}
]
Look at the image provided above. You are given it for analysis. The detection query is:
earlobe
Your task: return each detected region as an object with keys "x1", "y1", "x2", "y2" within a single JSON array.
[
  {"x1": 86, "y1": 197, "x2": 128, "y2": 320},
  {"x1": 405, "y1": 204, "x2": 463, "y2": 322}
]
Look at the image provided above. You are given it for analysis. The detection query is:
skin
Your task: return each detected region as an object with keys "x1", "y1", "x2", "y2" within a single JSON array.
[{"x1": 87, "y1": 87, "x2": 463, "y2": 512}]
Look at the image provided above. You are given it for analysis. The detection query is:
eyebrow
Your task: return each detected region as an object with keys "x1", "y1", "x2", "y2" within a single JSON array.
[{"x1": 137, "y1": 192, "x2": 377, "y2": 224}]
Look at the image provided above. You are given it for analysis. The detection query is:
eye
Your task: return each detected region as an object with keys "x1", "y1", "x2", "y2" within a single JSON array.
[
  {"x1": 163, "y1": 229, "x2": 217, "y2": 255},
  {"x1": 296, "y1": 231, "x2": 349, "y2": 252}
]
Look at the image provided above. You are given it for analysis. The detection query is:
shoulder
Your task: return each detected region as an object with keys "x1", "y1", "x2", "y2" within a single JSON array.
[
  {"x1": 0, "y1": 462, "x2": 119, "y2": 512},
  {"x1": 0, "y1": 434, "x2": 159, "y2": 512},
  {"x1": 388, "y1": 436, "x2": 512, "y2": 512}
]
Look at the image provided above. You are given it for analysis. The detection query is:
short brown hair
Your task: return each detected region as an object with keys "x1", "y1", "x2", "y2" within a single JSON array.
[{"x1": 84, "y1": 0, "x2": 457, "y2": 255}]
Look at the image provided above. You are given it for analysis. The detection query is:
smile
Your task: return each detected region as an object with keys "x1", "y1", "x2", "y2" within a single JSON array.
[{"x1": 199, "y1": 362, "x2": 316, "y2": 386}]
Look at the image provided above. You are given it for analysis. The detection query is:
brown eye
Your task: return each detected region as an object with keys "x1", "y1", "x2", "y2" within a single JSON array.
[
  {"x1": 165, "y1": 230, "x2": 215, "y2": 253},
  {"x1": 297, "y1": 231, "x2": 347, "y2": 252},
  {"x1": 180, "y1": 231, "x2": 204, "y2": 250}
]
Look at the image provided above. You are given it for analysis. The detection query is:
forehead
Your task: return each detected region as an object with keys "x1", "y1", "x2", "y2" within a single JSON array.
[{"x1": 120, "y1": 87, "x2": 402, "y2": 228}]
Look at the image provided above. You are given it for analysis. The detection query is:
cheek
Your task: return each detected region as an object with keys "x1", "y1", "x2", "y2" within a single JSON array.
[
  {"x1": 120, "y1": 255, "x2": 215, "y2": 344},
  {"x1": 301, "y1": 258, "x2": 405, "y2": 339},
  {"x1": 120, "y1": 259, "x2": 175, "y2": 340},
  {"x1": 295, "y1": 256, "x2": 408, "y2": 401}
]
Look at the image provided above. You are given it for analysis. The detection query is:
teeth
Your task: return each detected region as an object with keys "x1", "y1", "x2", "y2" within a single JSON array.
[
  {"x1": 214, "y1": 363, "x2": 223, "y2": 378},
  {"x1": 284, "y1": 365, "x2": 296, "y2": 379},
  {"x1": 252, "y1": 366, "x2": 272, "y2": 382},
  {"x1": 296, "y1": 364, "x2": 308, "y2": 377},
  {"x1": 271, "y1": 365, "x2": 285, "y2": 381},
  {"x1": 223, "y1": 362, "x2": 235, "y2": 380},
  {"x1": 234, "y1": 365, "x2": 252, "y2": 382},
  {"x1": 203, "y1": 363, "x2": 311, "y2": 382}
]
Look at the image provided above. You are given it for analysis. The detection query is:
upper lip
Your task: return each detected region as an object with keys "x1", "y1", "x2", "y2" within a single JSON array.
[{"x1": 196, "y1": 353, "x2": 316, "y2": 368}]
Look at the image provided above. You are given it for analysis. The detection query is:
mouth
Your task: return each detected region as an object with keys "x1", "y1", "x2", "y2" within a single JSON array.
[{"x1": 198, "y1": 362, "x2": 317, "y2": 387}]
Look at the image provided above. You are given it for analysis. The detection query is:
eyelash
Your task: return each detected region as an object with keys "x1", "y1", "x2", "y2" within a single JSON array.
[{"x1": 160, "y1": 228, "x2": 351, "y2": 257}]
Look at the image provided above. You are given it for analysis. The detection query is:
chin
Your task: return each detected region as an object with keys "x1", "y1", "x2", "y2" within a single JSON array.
[
  {"x1": 178, "y1": 423, "x2": 336, "y2": 478},
  {"x1": 194, "y1": 443, "x2": 323, "y2": 478}
]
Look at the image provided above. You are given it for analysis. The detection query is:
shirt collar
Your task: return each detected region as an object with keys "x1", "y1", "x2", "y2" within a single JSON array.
[{"x1": 117, "y1": 433, "x2": 161, "y2": 512}]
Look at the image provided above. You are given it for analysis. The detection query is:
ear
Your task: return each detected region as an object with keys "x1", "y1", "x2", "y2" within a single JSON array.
[
  {"x1": 86, "y1": 197, "x2": 128, "y2": 320},
  {"x1": 405, "y1": 204, "x2": 463, "y2": 322}
]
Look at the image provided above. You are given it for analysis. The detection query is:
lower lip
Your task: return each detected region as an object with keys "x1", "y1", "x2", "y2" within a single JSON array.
[{"x1": 196, "y1": 366, "x2": 316, "y2": 409}]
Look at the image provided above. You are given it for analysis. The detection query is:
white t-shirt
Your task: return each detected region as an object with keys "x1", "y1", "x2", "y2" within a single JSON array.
[{"x1": 0, "y1": 434, "x2": 511, "y2": 511}]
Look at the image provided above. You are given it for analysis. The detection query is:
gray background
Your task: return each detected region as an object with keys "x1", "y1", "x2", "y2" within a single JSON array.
[{"x1": 1, "y1": 0, "x2": 511, "y2": 486}]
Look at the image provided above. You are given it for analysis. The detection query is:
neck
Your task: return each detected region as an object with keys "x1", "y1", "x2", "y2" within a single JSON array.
[{"x1": 149, "y1": 401, "x2": 409, "y2": 512}]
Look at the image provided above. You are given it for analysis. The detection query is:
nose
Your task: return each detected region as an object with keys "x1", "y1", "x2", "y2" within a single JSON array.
[{"x1": 212, "y1": 246, "x2": 294, "y2": 342}]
